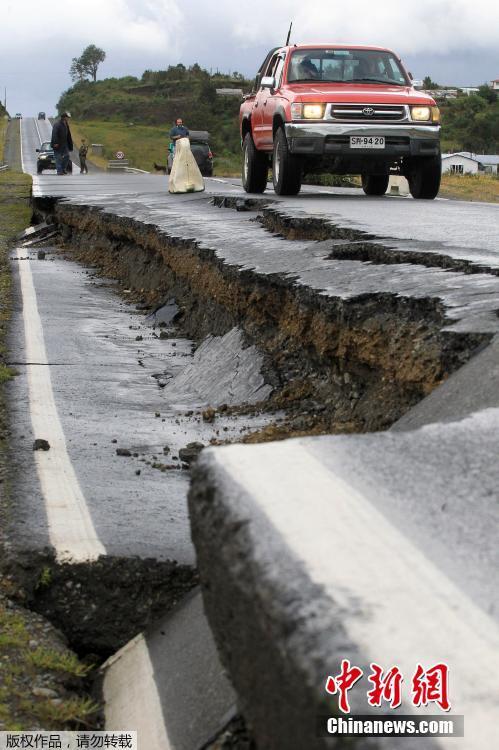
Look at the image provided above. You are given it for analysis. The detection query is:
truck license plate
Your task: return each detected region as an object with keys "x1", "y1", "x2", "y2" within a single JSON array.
[{"x1": 350, "y1": 136, "x2": 385, "y2": 149}]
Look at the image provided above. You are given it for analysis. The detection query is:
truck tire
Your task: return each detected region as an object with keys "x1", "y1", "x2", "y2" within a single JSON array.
[
  {"x1": 361, "y1": 174, "x2": 389, "y2": 196},
  {"x1": 242, "y1": 133, "x2": 268, "y2": 193},
  {"x1": 408, "y1": 155, "x2": 441, "y2": 199},
  {"x1": 272, "y1": 128, "x2": 302, "y2": 196},
  {"x1": 37, "y1": 166, "x2": 43, "y2": 174}
]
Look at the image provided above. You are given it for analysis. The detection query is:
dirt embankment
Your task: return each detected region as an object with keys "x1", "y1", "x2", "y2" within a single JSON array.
[{"x1": 48, "y1": 200, "x2": 486, "y2": 440}]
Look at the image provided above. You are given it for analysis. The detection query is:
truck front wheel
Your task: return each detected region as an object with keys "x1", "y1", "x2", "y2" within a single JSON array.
[
  {"x1": 361, "y1": 174, "x2": 389, "y2": 196},
  {"x1": 407, "y1": 155, "x2": 441, "y2": 199},
  {"x1": 242, "y1": 133, "x2": 268, "y2": 193},
  {"x1": 272, "y1": 128, "x2": 302, "y2": 196}
]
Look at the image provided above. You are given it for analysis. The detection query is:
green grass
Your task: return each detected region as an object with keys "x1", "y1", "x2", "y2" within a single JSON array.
[
  {"x1": 71, "y1": 118, "x2": 244, "y2": 176},
  {"x1": 439, "y1": 172, "x2": 499, "y2": 203},
  {"x1": 0, "y1": 606, "x2": 98, "y2": 730},
  {"x1": 28, "y1": 647, "x2": 92, "y2": 677},
  {"x1": 70, "y1": 119, "x2": 168, "y2": 171},
  {"x1": 0, "y1": 117, "x2": 7, "y2": 163},
  {"x1": 0, "y1": 172, "x2": 31, "y2": 368}
]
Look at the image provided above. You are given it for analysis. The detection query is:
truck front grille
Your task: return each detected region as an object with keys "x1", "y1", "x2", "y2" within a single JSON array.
[{"x1": 329, "y1": 104, "x2": 406, "y2": 121}]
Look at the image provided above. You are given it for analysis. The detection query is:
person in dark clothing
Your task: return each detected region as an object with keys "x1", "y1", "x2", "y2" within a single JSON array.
[
  {"x1": 51, "y1": 112, "x2": 73, "y2": 175},
  {"x1": 79, "y1": 139, "x2": 89, "y2": 174},
  {"x1": 169, "y1": 117, "x2": 189, "y2": 142},
  {"x1": 168, "y1": 117, "x2": 190, "y2": 167}
]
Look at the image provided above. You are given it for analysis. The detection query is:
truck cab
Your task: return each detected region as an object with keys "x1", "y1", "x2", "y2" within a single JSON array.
[{"x1": 240, "y1": 45, "x2": 441, "y2": 198}]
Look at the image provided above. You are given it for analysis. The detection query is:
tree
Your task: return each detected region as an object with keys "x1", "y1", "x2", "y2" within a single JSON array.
[
  {"x1": 70, "y1": 57, "x2": 87, "y2": 82},
  {"x1": 477, "y1": 84, "x2": 498, "y2": 104},
  {"x1": 423, "y1": 75, "x2": 439, "y2": 89},
  {"x1": 70, "y1": 44, "x2": 106, "y2": 83}
]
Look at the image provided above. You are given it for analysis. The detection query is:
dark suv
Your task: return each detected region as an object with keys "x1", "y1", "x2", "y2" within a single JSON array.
[
  {"x1": 36, "y1": 141, "x2": 73, "y2": 174},
  {"x1": 168, "y1": 130, "x2": 213, "y2": 176},
  {"x1": 38, "y1": 112, "x2": 46, "y2": 120}
]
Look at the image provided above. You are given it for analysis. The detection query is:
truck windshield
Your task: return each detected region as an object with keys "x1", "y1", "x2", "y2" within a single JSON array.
[{"x1": 288, "y1": 48, "x2": 408, "y2": 86}]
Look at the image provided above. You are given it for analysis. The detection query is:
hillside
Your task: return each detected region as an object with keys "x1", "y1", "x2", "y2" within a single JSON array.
[
  {"x1": 439, "y1": 88, "x2": 499, "y2": 153},
  {"x1": 57, "y1": 64, "x2": 252, "y2": 166}
]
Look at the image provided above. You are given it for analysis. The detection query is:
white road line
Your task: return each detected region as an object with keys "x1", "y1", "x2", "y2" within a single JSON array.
[
  {"x1": 34, "y1": 117, "x2": 43, "y2": 146},
  {"x1": 16, "y1": 247, "x2": 106, "y2": 561},
  {"x1": 217, "y1": 441, "x2": 499, "y2": 748},
  {"x1": 103, "y1": 634, "x2": 172, "y2": 750}
]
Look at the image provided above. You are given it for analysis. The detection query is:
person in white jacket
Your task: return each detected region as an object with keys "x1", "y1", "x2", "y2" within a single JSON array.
[{"x1": 168, "y1": 136, "x2": 205, "y2": 194}]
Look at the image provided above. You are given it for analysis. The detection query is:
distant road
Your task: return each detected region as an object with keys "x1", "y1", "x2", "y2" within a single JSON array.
[{"x1": 19, "y1": 116, "x2": 94, "y2": 175}]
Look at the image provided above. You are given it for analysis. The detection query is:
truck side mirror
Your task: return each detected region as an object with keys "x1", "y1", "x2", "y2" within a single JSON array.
[{"x1": 261, "y1": 76, "x2": 276, "y2": 89}]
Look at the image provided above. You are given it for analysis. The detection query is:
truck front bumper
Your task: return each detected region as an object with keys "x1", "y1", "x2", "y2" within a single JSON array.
[{"x1": 285, "y1": 122, "x2": 440, "y2": 158}]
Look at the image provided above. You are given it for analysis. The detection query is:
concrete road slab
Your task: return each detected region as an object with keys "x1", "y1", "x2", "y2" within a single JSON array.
[
  {"x1": 190, "y1": 427, "x2": 499, "y2": 748},
  {"x1": 102, "y1": 589, "x2": 236, "y2": 750}
]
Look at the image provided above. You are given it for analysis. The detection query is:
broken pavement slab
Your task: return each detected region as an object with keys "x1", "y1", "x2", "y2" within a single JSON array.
[
  {"x1": 101, "y1": 589, "x2": 237, "y2": 750},
  {"x1": 189, "y1": 409, "x2": 499, "y2": 749},
  {"x1": 16, "y1": 221, "x2": 55, "y2": 241}
]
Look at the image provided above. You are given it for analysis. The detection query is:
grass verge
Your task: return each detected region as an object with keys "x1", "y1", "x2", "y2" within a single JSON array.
[
  {"x1": 0, "y1": 171, "x2": 99, "y2": 730},
  {"x1": 0, "y1": 118, "x2": 6, "y2": 163},
  {"x1": 69, "y1": 119, "x2": 242, "y2": 176},
  {"x1": 0, "y1": 172, "x2": 31, "y2": 389},
  {"x1": 439, "y1": 172, "x2": 499, "y2": 203}
]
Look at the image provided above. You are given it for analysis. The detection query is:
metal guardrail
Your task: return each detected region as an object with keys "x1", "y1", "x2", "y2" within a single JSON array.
[{"x1": 107, "y1": 159, "x2": 130, "y2": 171}]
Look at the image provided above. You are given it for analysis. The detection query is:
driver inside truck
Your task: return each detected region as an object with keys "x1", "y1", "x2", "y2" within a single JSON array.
[
  {"x1": 292, "y1": 56, "x2": 321, "y2": 81},
  {"x1": 357, "y1": 55, "x2": 384, "y2": 80}
]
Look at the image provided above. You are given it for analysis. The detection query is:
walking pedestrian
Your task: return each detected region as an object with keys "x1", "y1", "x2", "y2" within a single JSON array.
[
  {"x1": 79, "y1": 139, "x2": 89, "y2": 174},
  {"x1": 51, "y1": 112, "x2": 73, "y2": 176}
]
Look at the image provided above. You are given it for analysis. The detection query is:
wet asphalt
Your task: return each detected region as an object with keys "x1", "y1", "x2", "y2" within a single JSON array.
[{"x1": 8, "y1": 118, "x2": 275, "y2": 562}]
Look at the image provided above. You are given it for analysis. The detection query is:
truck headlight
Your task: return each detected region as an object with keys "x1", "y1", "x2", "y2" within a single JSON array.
[
  {"x1": 411, "y1": 106, "x2": 431, "y2": 121},
  {"x1": 303, "y1": 103, "x2": 325, "y2": 119},
  {"x1": 291, "y1": 103, "x2": 325, "y2": 120},
  {"x1": 431, "y1": 106, "x2": 440, "y2": 123}
]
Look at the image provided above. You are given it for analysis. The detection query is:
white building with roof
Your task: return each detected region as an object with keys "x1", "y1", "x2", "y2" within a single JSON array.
[
  {"x1": 441, "y1": 152, "x2": 499, "y2": 175},
  {"x1": 491, "y1": 79, "x2": 499, "y2": 90}
]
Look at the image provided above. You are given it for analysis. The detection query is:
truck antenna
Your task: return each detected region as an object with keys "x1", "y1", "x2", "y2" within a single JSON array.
[{"x1": 285, "y1": 21, "x2": 293, "y2": 46}]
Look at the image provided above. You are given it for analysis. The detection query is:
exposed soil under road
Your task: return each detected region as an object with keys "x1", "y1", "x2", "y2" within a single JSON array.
[{"x1": 50, "y1": 198, "x2": 487, "y2": 439}]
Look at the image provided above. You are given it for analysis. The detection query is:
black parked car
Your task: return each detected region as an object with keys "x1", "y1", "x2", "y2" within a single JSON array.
[
  {"x1": 38, "y1": 112, "x2": 46, "y2": 120},
  {"x1": 168, "y1": 130, "x2": 213, "y2": 176},
  {"x1": 36, "y1": 141, "x2": 72, "y2": 174}
]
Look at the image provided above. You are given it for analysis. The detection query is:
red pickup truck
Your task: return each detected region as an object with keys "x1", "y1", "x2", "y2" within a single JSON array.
[{"x1": 240, "y1": 44, "x2": 441, "y2": 199}]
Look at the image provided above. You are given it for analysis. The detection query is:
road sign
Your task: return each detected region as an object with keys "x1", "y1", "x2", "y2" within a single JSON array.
[{"x1": 116, "y1": 151, "x2": 125, "y2": 160}]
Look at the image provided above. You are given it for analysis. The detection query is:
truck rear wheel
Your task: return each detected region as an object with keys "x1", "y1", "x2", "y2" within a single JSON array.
[
  {"x1": 272, "y1": 128, "x2": 302, "y2": 196},
  {"x1": 408, "y1": 155, "x2": 441, "y2": 199},
  {"x1": 242, "y1": 133, "x2": 268, "y2": 193},
  {"x1": 361, "y1": 174, "x2": 389, "y2": 196}
]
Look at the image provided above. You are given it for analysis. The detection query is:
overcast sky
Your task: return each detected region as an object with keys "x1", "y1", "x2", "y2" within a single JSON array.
[{"x1": 2, "y1": 0, "x2": 499, "y2": 114}]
